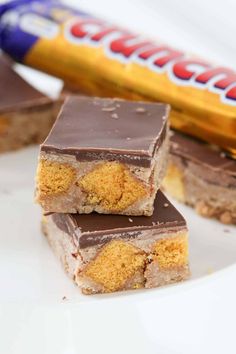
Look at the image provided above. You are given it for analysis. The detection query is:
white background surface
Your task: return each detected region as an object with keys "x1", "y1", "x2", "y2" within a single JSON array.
[{"x1": 1, "y1": 0, "x2": 236, "y2": 353}]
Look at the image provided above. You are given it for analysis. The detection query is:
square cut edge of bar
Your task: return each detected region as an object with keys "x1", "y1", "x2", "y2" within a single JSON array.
[
  {"x1": 42, "y1": 190, "x2": 190, "y2": 295},
  {"x1": 36, "y1": 96, "x2": 170, "y2": 216}
]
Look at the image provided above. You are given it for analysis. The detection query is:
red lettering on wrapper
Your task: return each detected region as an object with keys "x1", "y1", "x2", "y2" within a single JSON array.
[
  {"x1": 139, "y1": 46, "x2": 183, "y2": 67},
  {"x1": 226, "y1": 86, "x2": 236, "y2": 101},
  {"x1": 110, "y1": 35, "x2": 152, "y2": 58},
  {"x1": 91, "y1": 27, "x2": 118, "y2": 41},
  {"x1": 70, "y1": 19, "x2": 105, "y2": 39},
  {"x1": 173, "y1": 60, "x2": 209, "y2": 81},
  {"x1": 66, "y1": 17, "x2": 236, "y2": 106},
  {"x1": 196, "y1": 67, "x2": 236, "y2": 90}
]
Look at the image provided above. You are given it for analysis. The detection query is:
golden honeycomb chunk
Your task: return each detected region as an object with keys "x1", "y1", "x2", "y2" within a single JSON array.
[
  {"x1": 162, "y1": 163, "x2": 185, "y2": 202},
  {"x1": 79, "y1": 162, "x2": 147, "y2": 212},
  {"x1": 36, "y1": 159, "x2": 76, "y2": 197},
  {"x1": 83, "y1": 240, "x2": 146, "y2": 292},
  {"x1": 153, "y1": 234, "x2": 188, "y2": 269}
]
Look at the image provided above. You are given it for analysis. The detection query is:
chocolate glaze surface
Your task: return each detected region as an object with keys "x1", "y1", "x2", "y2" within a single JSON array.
[
  {"x1": 170, "y1": 130, "x2": 236, "y2": 176},
  {"x1": 42, "y1": 96, "x2": 169, "y2": 167},
  {"x1": 51, "y1": 191, "x2": 186, "y2": 248},
  {"x1": 0, "y1": 55, "x2": 49, "y2": 112}
]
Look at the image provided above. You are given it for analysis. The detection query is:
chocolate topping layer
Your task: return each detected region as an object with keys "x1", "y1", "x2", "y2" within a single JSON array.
[
  {"x1": 0, "y1": 55, "x2": 49, "y2": 112},
  {"x1": 51, "y1": 191, "x2": 186, "y2": 248},
  {"x1": 42, "y1": 96, "x2": 169, "y2": 167},
  {"x1": 170, "y1": 130, "x2": 236, "y2": 176}
]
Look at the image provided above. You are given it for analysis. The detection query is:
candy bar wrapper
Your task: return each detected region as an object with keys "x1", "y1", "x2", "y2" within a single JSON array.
[{"x1": 0, "y1": 0, "x2": 235, "y2": 156}]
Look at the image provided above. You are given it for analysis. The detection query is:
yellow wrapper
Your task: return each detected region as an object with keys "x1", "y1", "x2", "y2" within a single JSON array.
[{"x1": 2, "y1": 2, "x2": 236, "y2": 155}]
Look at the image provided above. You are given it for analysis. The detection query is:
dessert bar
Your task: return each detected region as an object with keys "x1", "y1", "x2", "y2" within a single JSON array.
[
  {"x1": 0, "y1": 56, "x2": 58, "y2": 152},
  {"x1": 36, "y1": 96, "x2": 170, "y2": 216},
  {"x1": 162, "y1": 131, "x2": 236, "y2": 224},
  {"x1": 43, "y1": 191, "x2": 189, "y2": 294}
]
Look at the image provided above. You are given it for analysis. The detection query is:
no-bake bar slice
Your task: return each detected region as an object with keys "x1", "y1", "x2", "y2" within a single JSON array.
[
  {"x1": 162, "y1": 130, "x2": 236, "y2": 224},
  {"x1": 0, "y1": 55, "x2": 59, "y2": 152},
  {"x1": 42, "y1": 190, "x2": 189, "y2": 294},
  {"x1": 36, "y1": 96, "x2": 170, "y2": 216}
]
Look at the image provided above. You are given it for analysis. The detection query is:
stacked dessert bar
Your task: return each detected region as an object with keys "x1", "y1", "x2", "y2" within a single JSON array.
[{"x1": 35, "y1": 96, "x2": 190, "y2": 295}]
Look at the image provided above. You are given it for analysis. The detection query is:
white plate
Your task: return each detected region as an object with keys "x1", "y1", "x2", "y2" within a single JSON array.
[
  {"x1": 1, "y1": 1, "x2": 236, "y2": 353},
  {"x1": 1, "y1": 129, "x2": 236, "y2": 354}
]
